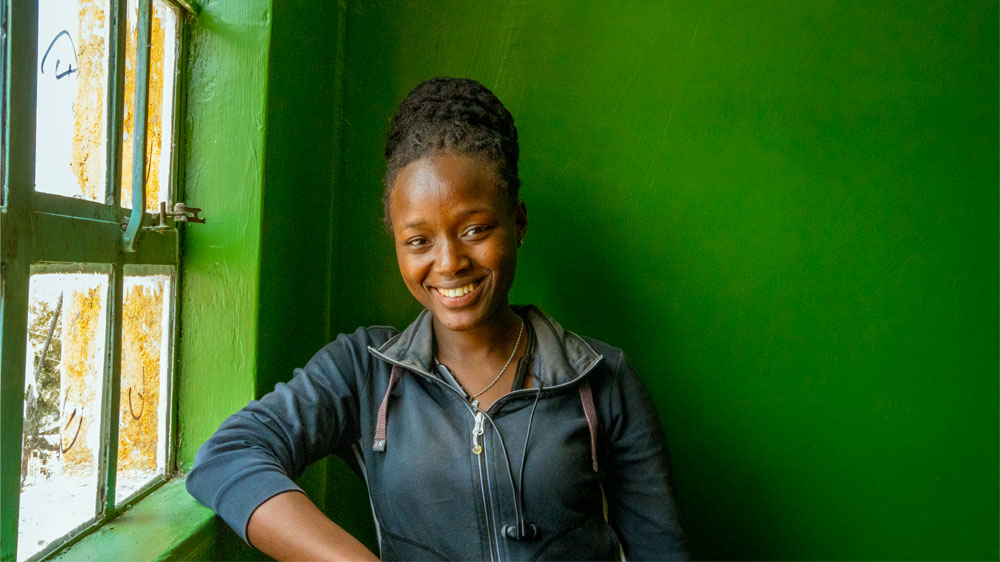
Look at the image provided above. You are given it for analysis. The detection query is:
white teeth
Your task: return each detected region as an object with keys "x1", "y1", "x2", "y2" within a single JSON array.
[{"x1": 438, "y1": 281, "x2": 477, "y2": 298}]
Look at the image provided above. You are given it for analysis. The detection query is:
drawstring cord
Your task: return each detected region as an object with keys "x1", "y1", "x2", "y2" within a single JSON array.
[
  {"x1": 578, "y1": 378, "x2": 599, "y2": 472},
  {"x1": 372, "y1": 365, "x2": 402, "y2": 451}
]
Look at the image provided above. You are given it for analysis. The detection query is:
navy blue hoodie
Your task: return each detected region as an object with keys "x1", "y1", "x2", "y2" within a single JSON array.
[{"x1": 187, "y1": 306, "x2": 686, "y2": 560}]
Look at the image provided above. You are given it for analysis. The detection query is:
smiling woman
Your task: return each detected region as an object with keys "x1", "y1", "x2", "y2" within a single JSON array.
[{"x1": 186, "y1": 77, "x2": 686, "y2": 561}]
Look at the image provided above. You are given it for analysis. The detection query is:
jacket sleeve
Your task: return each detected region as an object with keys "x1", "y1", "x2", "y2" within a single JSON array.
[
  {"x1": 600, "y1": 350, "x2": 688, "y2": 561},
  {"x1": 185, "y1": 328, "x2": 372, "y2": 542}
]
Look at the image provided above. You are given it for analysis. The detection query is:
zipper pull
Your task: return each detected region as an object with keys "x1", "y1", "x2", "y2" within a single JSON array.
[{"x1": 472, "y1": 411, "x2": 485, "y2": 455}]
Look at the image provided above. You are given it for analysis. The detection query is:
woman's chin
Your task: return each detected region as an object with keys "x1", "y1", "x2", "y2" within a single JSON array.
[
  {"x1": 431, "y1": 309, "x2": 486, "y2": 333},
  {"x1": 429, "y1": 302, "x2": 510, "y2": 335}
]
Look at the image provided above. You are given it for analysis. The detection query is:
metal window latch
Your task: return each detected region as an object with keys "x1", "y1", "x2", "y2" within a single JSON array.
[{"x1": 145, "y1": 201, "x2": 206, "y2": 232}]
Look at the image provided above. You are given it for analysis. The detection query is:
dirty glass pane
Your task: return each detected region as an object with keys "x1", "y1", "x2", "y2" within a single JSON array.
[
  {"x1": 19, "y1": 272, "x2": 108, "y2": 562},
  {"x1": 115, "y1": 271, "x2": 172, "y2": 504},
  {"x1": 34, "y1": 0, "x2": 110, "y2": 202},
  {"x1": 119, "y1": 0, "x2": 177, "y2": 212}
]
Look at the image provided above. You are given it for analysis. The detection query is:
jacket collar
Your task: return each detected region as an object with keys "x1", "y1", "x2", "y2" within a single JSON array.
[{"x1": 370, "y1": 305, "x2": 603, "y2": 388}]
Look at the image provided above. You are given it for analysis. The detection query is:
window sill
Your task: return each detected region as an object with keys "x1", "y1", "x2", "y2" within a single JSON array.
[{"x1": 47, "y1": 477, "x2": 218, "y2": 561}]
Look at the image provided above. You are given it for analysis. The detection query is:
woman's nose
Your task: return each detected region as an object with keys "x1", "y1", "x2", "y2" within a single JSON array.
[{"x1": 435, "y1": 238, "x2": 470, "y2": 274}]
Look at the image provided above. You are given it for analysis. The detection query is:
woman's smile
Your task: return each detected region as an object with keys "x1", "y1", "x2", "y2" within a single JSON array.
[{"x1": 432, "y1": 278, "x2": 483, "y2": 301}]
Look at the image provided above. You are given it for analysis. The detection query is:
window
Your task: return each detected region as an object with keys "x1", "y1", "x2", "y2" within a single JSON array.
[{"x1": 0, "y1": 1, "x2": 194, "y2": 560}]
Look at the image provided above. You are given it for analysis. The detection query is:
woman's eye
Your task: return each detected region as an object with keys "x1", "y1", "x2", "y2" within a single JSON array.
[{"x1": 464, "y1": 225, "x2": 492, "y2": 238}]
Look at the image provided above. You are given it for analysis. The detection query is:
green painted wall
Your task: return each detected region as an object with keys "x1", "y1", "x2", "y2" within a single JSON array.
[
  {"x1": 176, "y1": 0, "x2": 272, "y2": 469},
  {"x1": 333, "y1": 1, "x2": 999, "y2": 560}
]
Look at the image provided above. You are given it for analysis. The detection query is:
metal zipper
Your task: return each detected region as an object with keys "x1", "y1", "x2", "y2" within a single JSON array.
[
  {"x1": 474, "y1": 409, "x2": 501, "y2": 562},
  {"x1": 472, "y1": 410, "x2": 486, "y2": 455}
]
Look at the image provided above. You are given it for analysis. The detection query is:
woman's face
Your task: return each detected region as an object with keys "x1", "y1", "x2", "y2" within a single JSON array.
[{"x1": 389, "y1": 153, "x2": 526, "y2": 334}]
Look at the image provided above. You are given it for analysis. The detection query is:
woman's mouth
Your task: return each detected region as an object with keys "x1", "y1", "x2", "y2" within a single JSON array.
[{"x1": 434, "y1": 280, "x2": 481, "y2": 299}]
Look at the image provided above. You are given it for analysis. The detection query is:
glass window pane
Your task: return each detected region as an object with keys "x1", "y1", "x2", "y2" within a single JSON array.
[
  {"x1": 115, "y1": 271, "x2": 172, "y2": 504},
  {"x1": 120, "y1": 0, "x2": 178, "y2": 212},
  {"x1": 19, "y1": 272, "x2": 108, "y2": 562},
  {"x1": 34, "y1": 0, "x2": 110, "y2": 202}
]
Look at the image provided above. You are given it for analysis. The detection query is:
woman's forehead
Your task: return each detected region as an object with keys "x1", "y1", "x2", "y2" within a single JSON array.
[{"x1": 390, "y1": 154, "x2": 506, "y2": 215}]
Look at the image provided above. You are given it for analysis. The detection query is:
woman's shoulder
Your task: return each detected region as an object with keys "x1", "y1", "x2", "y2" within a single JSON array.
[
  {"x1": 564, "y1": 332, "x2": 647, "y2": 393},
  {"x1": 306, "y1": 325, "x2": 400, "y2": 368},
  {"x1": 329, "y1": 325, "x2": 400, "y2": 348},
  {"x1": 358, "y1": 324, "x2": 401, "y2": 344},
  {"x1": 578, "y1": 335, "x2": 625, "y2": 363},
  {"x1": 517, "y1": 305, "x2": 633, "y2": 383}
]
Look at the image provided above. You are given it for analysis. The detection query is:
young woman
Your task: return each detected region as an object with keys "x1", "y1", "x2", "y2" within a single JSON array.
[{"x1": 187, "y1": 77, "x2": 686, "y2": 561}]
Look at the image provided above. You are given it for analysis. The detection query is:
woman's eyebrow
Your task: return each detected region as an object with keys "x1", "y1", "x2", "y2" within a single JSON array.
[
  {"x1": 401, "y1": 219, "x2": 426, "y2": 230},
  {"x1": 456, "y1": 208, "x2": 491, "y2": 218},
  {"x1": 401, "y1": 209, "x2": 491, "y2": 230}
]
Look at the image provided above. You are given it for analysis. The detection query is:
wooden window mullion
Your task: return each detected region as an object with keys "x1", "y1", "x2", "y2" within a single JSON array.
[{"x1": 0, "y1": 1, "x2": 39, "y2": 559}]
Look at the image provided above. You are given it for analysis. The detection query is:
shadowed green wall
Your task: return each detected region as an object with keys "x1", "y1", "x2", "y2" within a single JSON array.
[
  {"x1": 330, "y1": 1, "x2": 999, "y2": 560},
  {"x1": 256, "y1": 0, "x2": 345, "y2": 544}
]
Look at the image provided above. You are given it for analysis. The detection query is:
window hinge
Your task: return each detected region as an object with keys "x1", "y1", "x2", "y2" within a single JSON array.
[{"x1": 144, "y1": 201, "x2": 206, "y2": 233}]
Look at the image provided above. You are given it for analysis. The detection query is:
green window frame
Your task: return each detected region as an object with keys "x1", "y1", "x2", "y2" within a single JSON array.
[{"x1": 0, "y1": 1, "x2": 194, "y2": 560}]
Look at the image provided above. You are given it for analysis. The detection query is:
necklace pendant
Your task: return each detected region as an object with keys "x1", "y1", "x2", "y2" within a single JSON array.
[{"x1": 473, "y1": 444, "x2": 483, "y2": 455}]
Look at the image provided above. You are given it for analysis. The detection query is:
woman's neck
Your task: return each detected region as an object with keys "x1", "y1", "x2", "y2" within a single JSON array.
[{"x1": 433, "y1": 306, "x2": 522, "y2": 365}]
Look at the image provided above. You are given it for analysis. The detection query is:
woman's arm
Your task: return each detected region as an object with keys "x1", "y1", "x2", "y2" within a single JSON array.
[
  {"x1": 247, "y1": 491, "x2": 378, "y2": 561},
  {"x1": 186, "y1": 329, "x2": 379, "y2": 549}
]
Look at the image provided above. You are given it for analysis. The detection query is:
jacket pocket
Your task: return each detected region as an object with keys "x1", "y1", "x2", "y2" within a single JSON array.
[
  {"x1": 529, "y1": 515, "x2": 621, "y2": 561},
  {"x1": 371, "y1": 491, "x2": 466, "y2": 561},
  {"x1": 379, "y1": 528, "x2": 450, "y2": 561}
]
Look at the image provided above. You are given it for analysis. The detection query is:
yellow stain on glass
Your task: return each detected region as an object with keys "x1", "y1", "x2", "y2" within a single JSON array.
[
  {"x1": 118, "y1": 283, "x2": 163, "y2": 476},
  {"x1": 71, "y1": 1, "x2": 107, "y2": 203},
  {"x1": 60, "y1": 287, "x2": 103, "y2": 474},
  {"x1": 120, "y1": 0, "x2": 168, "y2": 211}
]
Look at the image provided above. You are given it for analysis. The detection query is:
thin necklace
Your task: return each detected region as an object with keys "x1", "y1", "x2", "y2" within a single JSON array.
[{"x1": 469, "y1": 317, "x2": 524, "y2": 400}]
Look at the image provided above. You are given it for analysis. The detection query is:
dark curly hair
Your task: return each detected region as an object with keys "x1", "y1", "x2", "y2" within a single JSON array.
[{"x1": 383, "y1": 77, "x2": 519, "y2": 226}]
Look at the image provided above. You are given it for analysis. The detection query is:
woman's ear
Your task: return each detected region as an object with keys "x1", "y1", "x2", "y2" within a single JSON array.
[{"x1": 515, "y1": 199, "x2": 527, "y2": 246}]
